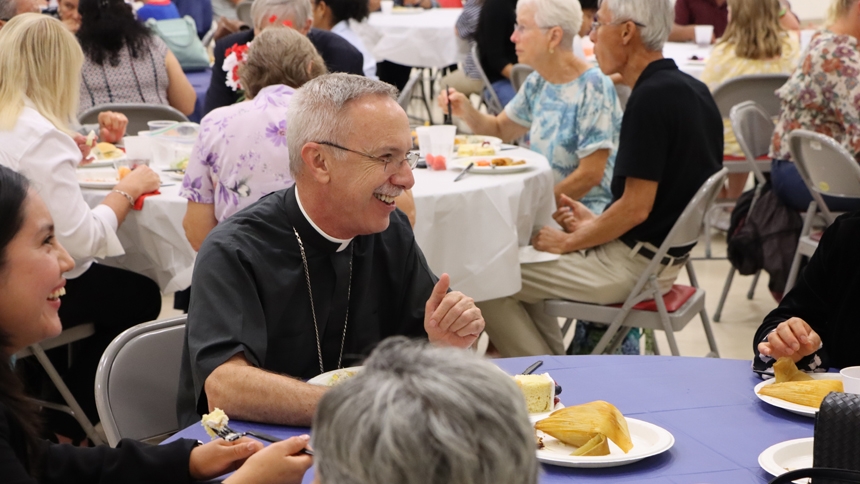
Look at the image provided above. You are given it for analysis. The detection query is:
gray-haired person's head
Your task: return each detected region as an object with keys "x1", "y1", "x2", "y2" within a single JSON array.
[
  {"x1": 600, "y1": 0, "x2": 672, "y2": 51},
  {"x1": 250, "y1": 0, "x2": 313, "y2": 32},
  {"x1": 516, "y1": 0, "x2": 583, "y2": 49},
  {"x1": 312, "y1": 337, "x2": 539, "y2": 484},
  {"x1": 286, "y1": 73, "x2": 398, "y2": 177},
  {"x1": 0, "y1": 0, "x2": 17, "y2": 23},
  {"x1": 238, "y1": 27, "x2": 327, "y2": 98}
]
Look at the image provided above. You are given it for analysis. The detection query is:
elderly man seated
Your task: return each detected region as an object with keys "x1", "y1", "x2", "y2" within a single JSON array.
[
  {"x1": 204, "y1": 0, "x2": 364, "y2": 116},
  {"x1": 177, "y1": 74, "x2": 485, "y2": 427},
  {"x1": 226, "y1": 337, "x2": 539, "y2": 484},
  {"x1": 476, "y1": 0, "x2": 723, "y2": 357}
]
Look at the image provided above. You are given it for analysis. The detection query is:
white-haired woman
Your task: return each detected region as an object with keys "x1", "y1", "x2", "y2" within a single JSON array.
[{"x1": 440, "y1": 0, "x2": 622, "y2": 214}]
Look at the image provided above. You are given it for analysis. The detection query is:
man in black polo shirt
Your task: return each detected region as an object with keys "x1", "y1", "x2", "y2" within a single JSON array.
[{"x1": 477, "y1": 0, "x2": 722, "y2": 357}]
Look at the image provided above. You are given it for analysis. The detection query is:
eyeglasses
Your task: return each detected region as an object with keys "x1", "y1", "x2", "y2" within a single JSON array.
[
  {"x1": 513, "y1": 22, "x2": 552, "y2": 33},
  {"x1": 591, "y1": 18, "x2": 646, "y2": 33},
  {"x1": 316, "y1": 141, "x2": 420, "y2": 172}
]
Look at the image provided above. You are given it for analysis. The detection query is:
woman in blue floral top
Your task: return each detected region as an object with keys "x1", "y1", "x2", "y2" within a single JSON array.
[
  {"x1": 181, "y1": 28, "x2": 327, "y2": 250},
  {"x1": 439, "y1": 0, "x2": 622, "y2": 215}
]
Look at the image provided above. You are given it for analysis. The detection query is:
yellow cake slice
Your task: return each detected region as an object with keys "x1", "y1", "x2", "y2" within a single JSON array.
[{"x1": 514, "y1": 373, "x2": 554, "y2": 413}]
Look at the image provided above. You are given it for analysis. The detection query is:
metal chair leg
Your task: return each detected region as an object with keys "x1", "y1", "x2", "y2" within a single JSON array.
[
  {"x1": 747, "y1": 270, "x2": 760, "y2": 299},
  {"x1": 713, "y1": 266, "x2": 736, "y2": 322},
  {"x1": 650, "y1": 278, "x2": 681, "y2": 356},
  {"x1": 699, "y1": 308, "x2": 720, "y2": 358}
]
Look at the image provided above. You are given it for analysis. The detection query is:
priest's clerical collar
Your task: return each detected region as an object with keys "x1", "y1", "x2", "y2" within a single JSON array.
[{"x1": 294, "y1": 187, "x2": 353, "y2": 252}]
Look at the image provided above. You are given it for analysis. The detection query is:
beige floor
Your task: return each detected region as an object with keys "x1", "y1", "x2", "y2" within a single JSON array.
[{"x1": 160, "y1": 231, "x2": 776, "y2": 362}]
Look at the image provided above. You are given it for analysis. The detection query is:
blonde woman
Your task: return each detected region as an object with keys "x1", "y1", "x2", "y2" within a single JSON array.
[
  {"x1": 0, "y1": 13, "x2": 162, "y2": 442},
  {"x1": 701, "y1": 0, "x2": 800, "y2": 200}
]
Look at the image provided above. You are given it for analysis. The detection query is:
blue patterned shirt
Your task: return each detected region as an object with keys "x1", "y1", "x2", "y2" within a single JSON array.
[{"x1": 505, "y1": 67, "x2": 622, "y2": 213}]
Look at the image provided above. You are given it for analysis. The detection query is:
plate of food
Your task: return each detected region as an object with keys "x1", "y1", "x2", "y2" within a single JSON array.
[
  {"x1": 307, "y1": 366, "x2": 362, "y2": 387},
  {"x1": 392, "y1": 6, "x2": 423, "y2": 13},
  {"x1": 454, "y1": 134, "x2": 503, "y2": 147},
  {"x1": 453, "y1": 156, "x2": 533, "y2": 174},
  {"x1": 533, "y1": 401, "x2": 675, "y2": 468},
  {"x1": 76, "y1": 167, "x2": 118, "y2": 189},
  {"x1": 84, "y1": 141, "x2": 127, "y2": 168},
  {"x1": 165, "y1": 171, "x2": 186, "y2": 181},
  {"x1": 686, "y1": 55, "x2": 708, "y2": 66},
  {"x1": 455, "y1": 142, "x2": 497, "y2": 158},
  {"x1": 754, "y1": 358, "x2": 843, "y2": 417},
  {"x1": 512, "y1": 373, "x2": 564, "y2": 422},
  {"x1": 758, "y1": 437, "x2": 813, "y2": 484}
]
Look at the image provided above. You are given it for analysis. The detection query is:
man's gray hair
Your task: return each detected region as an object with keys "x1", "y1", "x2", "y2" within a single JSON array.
[
  {"x1": 286, "y1": 73, "x2": 398, "y2": 177},
  {"x1": 517, "y1": 0, "x2": 582, "y2": 49},
  {"x1": 601, "y1": 0, "x2": 672, "y2": 51},
  {"x1": 0, "y1": 0, "x2": 18, "y2": 21},
  {"x1": 312, "y1": 337, "x2": 539, "y2": 484},
  {"x1": 250, "y1": 0, "x2": 312, "y2": 31}
]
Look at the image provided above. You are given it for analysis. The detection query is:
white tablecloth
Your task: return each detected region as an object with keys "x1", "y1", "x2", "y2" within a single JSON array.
[
  {"x1": 81, "y1": 178, "x2": 195, "y2": 295},
  {"x1": 411, "y1": 148, "x2": 555, "y2": 302},
  {"x1": 662, "y1": 42, "x2": 713, "y2": 80},
  {"x1": 355, "y1": 8, "x2": 465, "y2": 68}
]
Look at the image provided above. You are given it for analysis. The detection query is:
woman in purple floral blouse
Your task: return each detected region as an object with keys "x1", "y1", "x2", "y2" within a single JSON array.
[
  {"x1": 769, "y1": 0, "x2": 860, "y2": 212},
  {"x1": 181, "y1": 27, "x2": 328, "y2": 250}
]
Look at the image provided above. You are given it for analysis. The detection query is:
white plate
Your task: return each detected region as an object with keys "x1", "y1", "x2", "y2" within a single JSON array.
[
  {"x1": 758, "y1": 437, "x2": 814, "y2": 484},
  {"x1": 455, "y1": 134, "x2": 503, "y2": 146},
  {"x1": 529, "y1": 402, "x2": 565, "y2": 423},
  {"x1": 754, "y1": 373, "x2": 842, "y2": 417},
  {"x1": 452, "y1": 156, "x2": 534, "y2": 174},
  {"x1": 392, "y1": 6, "x2": 423, "y2": 13},
  {"x1": 76, "y1": 167, "x2": 118, "y2": 189},
  {"x1": 307, "y1": 366, "x2": 363, "y2": 387},
  {"x1": 535, "y1": 417, "x2": 675, "y2": 468},
  {"x1": 166, "y1": 172, "x2": 185, "y2": 181}
]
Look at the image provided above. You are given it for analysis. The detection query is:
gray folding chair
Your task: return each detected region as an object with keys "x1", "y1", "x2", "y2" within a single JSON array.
[
  {"x1": 510, "y1": 64, "x2": 534, "y2": 93},
  {"x1": 78, "y1": 103, "x2": 189, "y2": 135},
  {"x1": 471, "y1": 43, "x2": 504, "y2": 115},
  {"x1": 95, "y1": 316, "x2": 187, "y2": 446},
  {"x1": 236, "y1": 0, "x2": 254, "y2": 26},
  {"x1": 784, "y1": 130, "x2": 860, "y2": 291},
  {"x1": 712, "y1": 101, "x2": 773, "y2": 321},
  {"x1": 14, "y1": 324, "x2": 104, "y2": 445},
  {"x1": 543, "y1": 168, "x2": 728, "y2": 357},
  {"x1": 614, "y1": 84, "x2": 631, "y2": 111}
]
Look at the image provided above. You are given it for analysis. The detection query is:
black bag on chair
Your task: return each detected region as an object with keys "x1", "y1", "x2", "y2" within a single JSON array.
[{"x1": 811, "y1": 392, "x2": 860, "y2": 484}]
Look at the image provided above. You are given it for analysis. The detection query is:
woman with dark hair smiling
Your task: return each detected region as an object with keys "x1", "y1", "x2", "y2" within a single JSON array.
[
  {"x1": 76, "y1": 0, "x2": 196, "y2": 115},
  {"x1": 0, "y1": 164, "x2": 313, "y2": 484}
]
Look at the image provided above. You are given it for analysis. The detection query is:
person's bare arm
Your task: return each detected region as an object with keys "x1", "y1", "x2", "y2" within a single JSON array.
[
  {"x1": 554, "y1": 149, "x2": 609, "y2": 205},
  {"x1": 165, "y1": 51, "x2": 197, "y2": 116},
  {"x1": 204, "y1": 354, "x2": 328, "y2": 427},
  {"x1": 501, "y1": 63, "x2": 513, "y2": 79},
  {"x1": 438, "y1": 88, "x2": 528, "y2": 142},
  {"x1": 532, "y1": 177, "x2": 658, "y2": 254},
  {"x1": 668, "y1": 23, "x2": 695, "y2": 42},
  {"x1": 183, "y1": 201, "x2": 219, "y2": 251}
]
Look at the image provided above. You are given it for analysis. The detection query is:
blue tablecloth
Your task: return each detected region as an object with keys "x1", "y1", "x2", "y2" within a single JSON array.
[
  {"x1": 165, "y1": 355, "x2": 815, "y2": 483},
  {"x1": 185, "y1": 69, "x2": 211, "y2": 123}
]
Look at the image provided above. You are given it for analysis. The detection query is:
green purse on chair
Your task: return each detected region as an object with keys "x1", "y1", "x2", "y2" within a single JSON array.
[{"x1": 146, "y1": 16, "x2": 210, "y2": 72}]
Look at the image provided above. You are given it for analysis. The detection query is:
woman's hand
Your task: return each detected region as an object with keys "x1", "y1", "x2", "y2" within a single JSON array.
[
  {"x1": 114, "y1": 165, "x2": 161, "y2": 199},
  {"x1": 189, "y1": 438, "x2": 264, "y2": 481},
  {"x1": 98, "y1": 111, "x2": 128, "y2": 144},
  {"x1": 72, "y1": 133, "x2": 93, "y2": 166},
  {"x1": 223, "y1": 435, "x2": 314, "y2": 484},
  {"x1": 438, "y1": 87, "x2": 472, "y2": 119},
  {"x1": 758, "y1": 318, "x2": 822, "y2": 363}
]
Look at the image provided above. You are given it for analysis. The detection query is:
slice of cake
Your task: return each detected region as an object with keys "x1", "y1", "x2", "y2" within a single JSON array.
[
  {"x1": 514, "y1": 373, "x2": 555, "y2": 413},
  {"x1": 201, "y1": 408, "x2": 229, "y2": 439}
]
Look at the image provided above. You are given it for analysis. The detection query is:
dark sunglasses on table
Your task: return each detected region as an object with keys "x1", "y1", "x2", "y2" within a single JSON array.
[{"x1": 316, "y1": 141, "x2": 420, "y2": 171}]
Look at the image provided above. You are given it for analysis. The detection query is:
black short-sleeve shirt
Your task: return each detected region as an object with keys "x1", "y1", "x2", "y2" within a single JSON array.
[{"x1": 609, "y1": 59, "x2": 723, "y2": 250}]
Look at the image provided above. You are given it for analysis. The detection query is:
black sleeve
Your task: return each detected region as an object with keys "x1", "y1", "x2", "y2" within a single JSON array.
[
  {"x1": 393, "y1": 211, "x2": 439, "y2": 338},
  {"x1": 475, "y1": 0, "x2": 516, "y2": 81},
  {"x1": 309, "y1": 29, "x2": 365, "y2": 76},
  {"x1": 203, "y1": 37, "x2": 241, "y2": 116},
  {"x1": 0, "y1": 411, "x2": 36, "y2": 484},
  {"x1": 613, "y1": 87, "x2": 670, "y2": 182}
]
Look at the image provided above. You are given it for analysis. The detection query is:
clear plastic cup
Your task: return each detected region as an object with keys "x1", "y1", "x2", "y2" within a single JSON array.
[{"x1": 694, "y1": 25, "x2": 714, "y2": 47}]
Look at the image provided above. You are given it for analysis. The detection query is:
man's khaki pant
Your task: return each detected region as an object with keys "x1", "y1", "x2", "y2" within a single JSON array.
[{"x1": 477, "y1": 239, "x2": 682, "y2": 357}]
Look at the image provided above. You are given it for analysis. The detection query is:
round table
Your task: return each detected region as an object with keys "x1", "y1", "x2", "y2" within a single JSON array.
[
  {"x1": 662, "y1": 42, "x2": 713, "y2": 80},
  {"x1": 411, "y1": 147, "x2": 555, "y2": 302},
  {"x1": 354, "y1": 8, "x2": 465, "y2": 68},
  {"x1": 81, "y1": 173, "x2": 196, "y2": 295},
  {"x1": 166, "y1": 355, "x2": 815, "y2": 483}
]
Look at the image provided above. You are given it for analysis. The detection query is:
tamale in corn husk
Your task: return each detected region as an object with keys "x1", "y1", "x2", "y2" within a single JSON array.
[
  {"x1": 773, "y1": 357, "x2": 814, "y2": 383},
  {"x1": 570, "y1": 433, "x2": 610, "y2": 456},
  {"x1": 757, "y1": 379, "x2": 844, "y2": 408},
  {"x1": 534, "y1": 400, "x2": 633, "y2": 453}
]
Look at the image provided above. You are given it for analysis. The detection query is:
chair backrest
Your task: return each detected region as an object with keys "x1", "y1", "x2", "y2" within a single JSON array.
[
  {"x1": 730, "y1": 100, "x2": 774, "y2": 186},
  {"x1": 78, "y1": 103, "x2": 189, "y2": 135},
  {"x1": 768, "y1": 467, "x2": 860, "y2": 484},
  {"x1": 398, "y1": 74, "x2": 422, "y2": 113},
  {"x1": 510, "y1": 64, "x2": 534, "y2": 93},
  {"x1": 471, "y1": 43, "x2": 504, "y2": 115},
  {"x1": 789, "y1": 129, "x2": 860, "y2": 224},
  {"x1": 711, "y1": 73, "x2": 789, "y2": 118},
  {"x1": 236, "y1": 0, "x2": 254, "y2": 26},
  {"x1": 95, "y1": 316, "x2": 187, "y2": 446}
]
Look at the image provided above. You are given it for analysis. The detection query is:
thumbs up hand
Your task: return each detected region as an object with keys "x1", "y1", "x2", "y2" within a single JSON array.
[{"x1": 424, "y1": 273, "x2": 484, "y2": 348}]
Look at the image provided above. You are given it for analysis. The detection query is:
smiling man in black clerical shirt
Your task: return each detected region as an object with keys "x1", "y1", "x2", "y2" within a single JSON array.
[{"x1": 177, "y1": 74, "x2": 486, "y2": 428}]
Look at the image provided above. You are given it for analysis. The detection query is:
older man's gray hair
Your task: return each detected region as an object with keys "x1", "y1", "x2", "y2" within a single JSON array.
[
  {"x1": 250, "y1": 0, "x2": 312, "y2": 31},
  {"x1": 600, "y1": 0, "x2": 672, "y2": 52},
  {"x1": 517, "y1": 0, "x2": 582, "y2": 50},
  {"x1": 312, "y1": 337, "x2": 539, "y2": 484},
  {"x1": 286, "y1": 73, "x2": 398, "y2": 177},
  {"x1": 0, "y1": 0, "x2": 18, "y2": 20}
]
